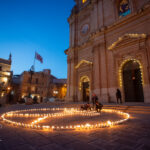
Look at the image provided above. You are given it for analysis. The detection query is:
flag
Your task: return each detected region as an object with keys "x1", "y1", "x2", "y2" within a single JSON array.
[{"x1": 35, "y1": 52, "x2": 43, "y2": 63}]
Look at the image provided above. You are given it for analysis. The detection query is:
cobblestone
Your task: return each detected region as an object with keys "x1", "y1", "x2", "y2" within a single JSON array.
[{"x1": 0, "y1": 103, "x2": 150, "y2": 150}]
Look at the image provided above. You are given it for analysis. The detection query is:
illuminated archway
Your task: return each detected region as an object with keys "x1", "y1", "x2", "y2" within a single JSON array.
[
  {"x1": 119, "y1": 59, "x2": 144, "y2": 102},
  {"x1": 79, "y1": 76, "x2": 90, "y2": 102}
]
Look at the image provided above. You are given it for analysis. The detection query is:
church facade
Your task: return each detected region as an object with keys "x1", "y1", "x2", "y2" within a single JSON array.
[{"x1": 65, "y1": 0, "x2": 150, "y2": 103}]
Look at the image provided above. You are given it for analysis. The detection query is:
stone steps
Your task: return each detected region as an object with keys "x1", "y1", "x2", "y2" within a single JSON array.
[{"x1": 103, "y1": 105, "x2": 150, "y2": 114}]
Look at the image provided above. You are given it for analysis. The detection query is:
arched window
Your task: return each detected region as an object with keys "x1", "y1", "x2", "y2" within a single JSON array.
[{"x1": 119, "y1": 0, "x2": 131, "y2": 18}]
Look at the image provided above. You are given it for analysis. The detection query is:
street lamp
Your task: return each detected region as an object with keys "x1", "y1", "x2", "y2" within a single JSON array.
[{"x1": 28, "y1": 68, "x2": 34, "y2": 98}]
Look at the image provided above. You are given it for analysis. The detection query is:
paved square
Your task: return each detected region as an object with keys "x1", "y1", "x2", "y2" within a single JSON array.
[{"x1": 0, "y1": 104, "x2": 150, "y2": 150}]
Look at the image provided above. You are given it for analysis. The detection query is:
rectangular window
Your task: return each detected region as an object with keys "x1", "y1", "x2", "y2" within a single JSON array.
[
  {"x1": 0, "y1": 66, "x2": 2, "y2": 71},
  {"x1": 28, "y1": 78, "x2": 31, "y2": 83},
  {"x1": 31, "y1": 87, "x2": 35, "y2": 92},
  {"x1": 35, "y1": 87, "x2": 38, "y2": 93},
  {"x1": 36, "y1": 78, "x2": 38, "y2": 84}
]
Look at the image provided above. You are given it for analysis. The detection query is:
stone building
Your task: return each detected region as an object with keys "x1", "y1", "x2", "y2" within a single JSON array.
[
  {"x1": 11, "y1": 75, "x2": 22, "y2": 103},
  {"x1": 19, "y1": 69, "x2": 51, "y2": 102},
  {"x1": 0, "y1": 54, "x2": 12, "y2": 99},
  {"x1": 65, "y1": 0, "x2": 150, "y2": 103},
  {"x1": 50, "y1": 79, "x2": 67, "y2": 100},
  {"x1": 12, "y1": 70, "x2": 67, "y2": 102}
]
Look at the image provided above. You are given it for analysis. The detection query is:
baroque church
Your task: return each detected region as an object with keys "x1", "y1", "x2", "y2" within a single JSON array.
[{"x1": 65, "y1": 0, "x2": 150, "y2": 103}]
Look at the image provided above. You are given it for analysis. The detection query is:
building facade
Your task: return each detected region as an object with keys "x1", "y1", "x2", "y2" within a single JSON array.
[
  {"x1": 51, "y1": 79, "x2": 67, "y2": 100},
  {"x1": 65, "y1": 0, "x2": 150, "y2": 103},
  {"x1": 0, "y1": 55, "x2": 12, "y2": 99},
  {"x1": 12, "y1": 70, "x2": 67, "y2": 102},
  {"x1": 19, "y1": 69, "x2": 51, "y2": 102},
  {"x1": 11, "y1": 75, "x2": 21, "y2": 103}
]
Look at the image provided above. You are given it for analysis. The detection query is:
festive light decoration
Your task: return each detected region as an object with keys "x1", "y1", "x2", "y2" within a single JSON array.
[
  {"x1": 108, "y1": 33, "x2": 147, "y2": 50},
  {"x1": 1, "y1": 108, "x2": 130, "y2": 131},
  {"x1": 82, "y1": 0, "x2": 87, "y2": 3},
  {"x1": 79, "y1": 76, "x2": 90, "y2": 91},
  {"x1": 75, "y1": 60, "x2": 93, "y2": 69},
  {"x1": 119, "y1": 59, "x2": 144, "y2": 87}
]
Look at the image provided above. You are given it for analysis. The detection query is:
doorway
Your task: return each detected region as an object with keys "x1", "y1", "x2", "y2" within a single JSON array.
[
  {"x1": 82, "y1": 81, "x2": 89, "y2": 102},
  {"x1": 80, "y1": 76, "x2": 90, "y2": 102},
  {"x1": 122, "y1": 60, "x2": 144, "y2": 102}
]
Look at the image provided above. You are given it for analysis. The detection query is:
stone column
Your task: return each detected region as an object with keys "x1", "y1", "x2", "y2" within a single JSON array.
[
  {"x1": 66, "y1": 57, "x2": 71, "y2": 101},
  {"x1": 107, "y1": 50, "x2": 117, "y2": 102},
  {"x1": 97, "y1": 0, "x2": 104, "y2": 29},
  {"x1": 99, "y1": 40, "x2": 110, "y2": 102},
  {"x1": 92, "y1": 44, "x2": 101, "y2": 99},
  {"x1": 70, "y1": 57, "x2": 75, "y2": 102},
  {"x1": 143, "y1": 37, "x2": 150, "y2": 103},
  {"x1": 72, "y1": 54, "x2": 78, "y2": 102}
]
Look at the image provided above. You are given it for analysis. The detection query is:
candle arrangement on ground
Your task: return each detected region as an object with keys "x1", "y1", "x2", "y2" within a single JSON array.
[{"x1": 1, "y1": 108, "x2": 130, "y2": 131}]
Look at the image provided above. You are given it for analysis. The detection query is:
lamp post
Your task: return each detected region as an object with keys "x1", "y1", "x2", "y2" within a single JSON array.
[{"x1": 29, "y1": 69, "x2": 34, "y2": 98}]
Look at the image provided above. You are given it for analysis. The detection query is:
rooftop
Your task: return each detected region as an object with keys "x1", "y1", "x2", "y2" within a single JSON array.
[{"x1": 0, "y1": 58, "x2": 11, "y2": 65}]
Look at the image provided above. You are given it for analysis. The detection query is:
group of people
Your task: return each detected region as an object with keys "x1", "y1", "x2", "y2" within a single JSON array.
[
  {"x1": 81, "y1": 93, "x2": 103, "y2": 113},
  {"x1": 19, "y1": 95, "x2": 43, "y2": 105},
  {"x1": 92, "y1": 94, "x2": 103, "y2": 112},
  {"x1": 81, "y1": 89, "x2": 122, "y2": 112}
]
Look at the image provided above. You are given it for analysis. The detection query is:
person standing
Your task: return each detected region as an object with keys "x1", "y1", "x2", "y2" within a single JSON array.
[
  {"x1": 92, "y1": 93, "x2": 98, "y2": 108},
  {"x1": 33, "y1": 96, "x2": 38, "y2": 104},
  {"x1": 116, "y1": 89, "x2": 122, "y2": 104}
]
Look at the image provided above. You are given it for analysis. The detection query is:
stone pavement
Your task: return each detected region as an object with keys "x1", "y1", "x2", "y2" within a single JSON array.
[{"x1": 0, "y1": 103, "x2": 150, "y2": 150}]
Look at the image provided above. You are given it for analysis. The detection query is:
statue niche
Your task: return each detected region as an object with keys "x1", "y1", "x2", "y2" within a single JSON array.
[{"x1": 119, "y1": 0, "x2": 131, "y2": 17}]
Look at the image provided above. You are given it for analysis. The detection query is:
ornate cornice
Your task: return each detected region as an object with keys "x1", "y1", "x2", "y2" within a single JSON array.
[
  {"x1": 75, "y1": 60, "x2": 93, "y2": 69},
  {"x1": 67, "y1": 1, "x2": 150, "y2": 53},
  {"x1": 72, "y1": 39, "x2": 93, "y2": 51},
  {"x1": 64, "y1": 47, "x2": 75, "y2": 56},
  {"x1": 89, "y1": 2, "x2": 150, "y2": 39},
  {"x1": 108, "y1": 33, "x2": 147, "y2": 50},
  {"x1": 68, "y1": 0, "x2": 94, "y2": 22}
]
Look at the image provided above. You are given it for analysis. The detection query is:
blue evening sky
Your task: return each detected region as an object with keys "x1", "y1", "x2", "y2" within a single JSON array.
[{"x1": 0, "y1": 0, "x2": 75, "y2": 78}]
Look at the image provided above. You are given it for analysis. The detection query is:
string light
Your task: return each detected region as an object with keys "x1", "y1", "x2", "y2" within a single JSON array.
[
  {"x1": 1, "y1": 108, "x2": 130, "y2": 131},
  {"x1": 119, "y1": 59, "x2": 144, "y2": 87},
  {"x1": 108, "y1": 33, "x2": 147, "y2": 50},
  {"x1": 79, "y1": 76, "x2": 90, "y2": 91},
  {"x1": 75, "y1": 60, "x2": 93, "y2": 69}
]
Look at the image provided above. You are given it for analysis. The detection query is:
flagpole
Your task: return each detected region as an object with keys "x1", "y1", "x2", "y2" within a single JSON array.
[{"x1": 33, "y1": 52, "x2": 36, "y2": 71}]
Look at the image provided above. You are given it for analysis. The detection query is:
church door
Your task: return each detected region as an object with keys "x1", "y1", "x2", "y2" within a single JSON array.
[
  {"x1": 82, "y1": 82, "x2": 89, "y2": 102},
  {"x1": 123, "y1": 60, "x2": 144, "y2": 102}
]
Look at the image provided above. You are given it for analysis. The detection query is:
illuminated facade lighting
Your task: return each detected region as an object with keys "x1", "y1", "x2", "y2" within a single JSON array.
[
  {"x1": 75, "y1": 60, "x2": 93, "y2": 69},
  {"x1": 82, "y1": 0, "x2": 87, "y2": 4},
  {"x1": 3, "y1": 77, "x2": 8, "y2": 83},
  {"x1": 53, "y1": 91, "x2": 58, "y2": 94},
  {"x1": 108, "y1": 34, "x2": 147, "y2": 50},
  {"x1": 119, "y1": 59, "x2": 144, "y2": 87}
]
